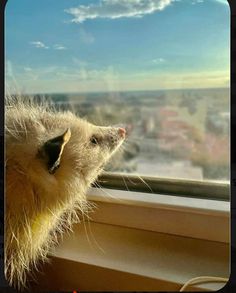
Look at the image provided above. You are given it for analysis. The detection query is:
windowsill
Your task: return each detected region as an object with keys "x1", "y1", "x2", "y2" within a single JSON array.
[
  {"x1": 34, "y1": 188, "x2": 230, "y2": 291},
  {"x1": 45, "y1": 221, "x2": 229, "y2": 291},
  {"x1": 87, "y1": 187, "x2": 230, "y2": 243},
  {"x1": 87, "y1": 187, "x2": 230, "y2": 215}
]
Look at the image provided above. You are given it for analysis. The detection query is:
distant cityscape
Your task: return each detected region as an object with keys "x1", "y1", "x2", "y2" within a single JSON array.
[{"x1": 40, "y1": 87, "x2": 229, "y2": 182}]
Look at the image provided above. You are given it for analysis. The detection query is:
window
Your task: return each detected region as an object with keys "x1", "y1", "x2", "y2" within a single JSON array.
[
  {"x1": 5, "y1": 1, "x2": 230, "y2": 291},
  {"x1": 5, "y1": 0, "x2": 230, "y2": 198}
]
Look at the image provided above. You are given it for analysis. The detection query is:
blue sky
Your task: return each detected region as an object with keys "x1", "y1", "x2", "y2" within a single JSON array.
[{"x1": 5, "y1": 0, "x2": 230, "y2": 93}]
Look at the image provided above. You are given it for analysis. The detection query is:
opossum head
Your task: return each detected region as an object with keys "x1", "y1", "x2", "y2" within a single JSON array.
[
  {"x1": 39, "y1": 114, "x2": 126, "y2": 185},
  {"x1": 6, "y1": 105, "x2": 126, "y2": 206}
]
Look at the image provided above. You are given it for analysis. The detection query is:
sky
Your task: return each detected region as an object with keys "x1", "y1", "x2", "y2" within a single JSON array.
[{"x1": 5, "y1": 0, "x2": 230, "y2": 94}]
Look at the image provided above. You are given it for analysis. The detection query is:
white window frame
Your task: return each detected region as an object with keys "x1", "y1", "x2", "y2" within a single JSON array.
[{"x1": 87, "y1": 185, "x2": 230, "y2": 243}]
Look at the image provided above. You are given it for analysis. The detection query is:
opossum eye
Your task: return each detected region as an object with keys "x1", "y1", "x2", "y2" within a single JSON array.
[{"x1": 90, "y1": 136, "x2": 99, "y2": 145}]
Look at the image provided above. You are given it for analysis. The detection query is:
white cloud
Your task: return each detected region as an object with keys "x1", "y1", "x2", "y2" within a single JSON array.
[
  {"x1": 30, "y1": 42, "x2": 67, "y2": 50},
  {"x1": 53, "y1": 44, "x2": 67, "y2": 50},
  {"x1": 30, "y1": 41, "x2": 49, "y2": 49},
  {"x1": 191, "y1": 0, "x2": 204, "y2": 5},
  {"x1": 65, "y1": 0, "x2": 174, "y2": 23},
  {"x1": 152, "y1": 58, "x2": 166, "y2": 64}
]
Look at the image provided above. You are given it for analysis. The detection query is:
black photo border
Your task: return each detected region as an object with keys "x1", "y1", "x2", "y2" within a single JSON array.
[{"x1": 0, "y1": 0, "x2": 235, "y2": 292}]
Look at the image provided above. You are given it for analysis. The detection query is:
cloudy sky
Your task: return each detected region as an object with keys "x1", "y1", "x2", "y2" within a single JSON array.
[{"x1": 5, "y1": 0, "x2": 230, "y2": 94}]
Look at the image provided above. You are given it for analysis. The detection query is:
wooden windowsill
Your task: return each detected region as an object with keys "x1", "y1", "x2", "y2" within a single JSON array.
[
  {"x1": 31, "y1": 187, "x2": 230, "y2": 291},
  {"x1": 87, "y1": 187, "x2": 230, "y2": 243},
  {"x1": 31, "y1": 221, "x2": 230, "y2": 291}
]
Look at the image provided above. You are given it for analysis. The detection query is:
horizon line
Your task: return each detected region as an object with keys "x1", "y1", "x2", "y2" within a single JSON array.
[{"x1": 8, "y1": 86, "x2": 230, "y2": 96}]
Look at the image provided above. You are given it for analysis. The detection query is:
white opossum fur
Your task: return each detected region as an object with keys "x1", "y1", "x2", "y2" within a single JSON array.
[{"x1": 5, "y1": 96, "x2": 126, "y2": 290}]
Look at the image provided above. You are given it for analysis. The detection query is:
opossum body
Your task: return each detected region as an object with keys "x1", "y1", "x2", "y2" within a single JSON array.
[{"x1": 5, "y1": 97, "x2": 125, "y2": 290}]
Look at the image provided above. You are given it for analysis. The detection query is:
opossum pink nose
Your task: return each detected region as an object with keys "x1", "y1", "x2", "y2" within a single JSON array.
[{"x1": 118, "y1": 127, "x2": 126, "y2": 138}]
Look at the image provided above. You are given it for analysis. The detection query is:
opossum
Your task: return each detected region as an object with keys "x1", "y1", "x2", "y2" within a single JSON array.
[{"x1": 5, "y1": 96, "x2": 126, "y2": 290}]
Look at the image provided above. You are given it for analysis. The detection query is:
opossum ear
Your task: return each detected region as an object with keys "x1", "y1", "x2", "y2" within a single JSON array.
[{"x1": 42, "y1": 128, "x2": 71, "y2": 174}]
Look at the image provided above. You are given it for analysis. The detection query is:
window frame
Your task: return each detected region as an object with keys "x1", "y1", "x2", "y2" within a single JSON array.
[
  {"x1": 88, "y1": 166, "x2": 230, "y2": 244},
  {"x1": 87, "y1": 187, "x2": 230, "y2": 243},
  {"x1": 94, "y1": 172, "x2": 230, "y2": 201}
]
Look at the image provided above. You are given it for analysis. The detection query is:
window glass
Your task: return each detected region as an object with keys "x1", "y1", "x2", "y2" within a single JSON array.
[{"x1": 5, "y1": 0, "x2": 230, "y2": 182}]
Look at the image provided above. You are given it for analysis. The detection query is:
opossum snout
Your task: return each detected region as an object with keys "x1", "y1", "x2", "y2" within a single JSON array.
[
  {"x1": 118, "y1": 127, "x2": 126, "y2": 138},
  {"x1": 106, "y1": 127, "x2": 126, "y2": 149}
]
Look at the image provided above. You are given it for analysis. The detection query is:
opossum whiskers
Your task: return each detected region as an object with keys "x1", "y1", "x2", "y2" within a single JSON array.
[
  {"x1": 86, "y1": 215, "x2": 105, "y2": 253},
  {"x1": 93, "y1": 181, "x2": 123, "y2": 203},
  {"x1": 121, "y1": 174, "x2": 130, "y2": 192},
  {"x1": 81, "y1": 212, "x2": 96, "y2": 251},
  {"x1": 136, "y1": 174, "x2": 153, "y2": 193}
]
